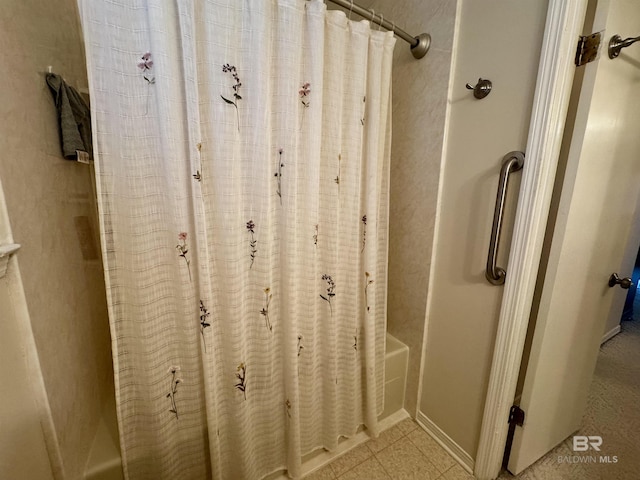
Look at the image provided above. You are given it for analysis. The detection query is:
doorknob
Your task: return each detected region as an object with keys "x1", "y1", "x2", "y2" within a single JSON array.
[{"x1": 608, "y1": 273, "x2": 633, "y2": 289}]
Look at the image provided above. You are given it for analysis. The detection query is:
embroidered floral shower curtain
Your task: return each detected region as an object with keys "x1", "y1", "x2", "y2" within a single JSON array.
[{"x1": 79, "y1": 0, "x2": 394, "y2": 478}]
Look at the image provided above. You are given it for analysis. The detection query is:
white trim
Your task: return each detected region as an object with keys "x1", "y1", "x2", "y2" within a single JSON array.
[
  {"x1": 473, "y1": 1, "x2": 588, "y2": 479},
  {"x1": 601, "y1": 325, "x2": 621, "y2": 345},
  {"x1": 416, "y1": 0, "x2": 464, "y2": 419},
  {"x1": 416, "y1": 410, "x2": 474, "y2": 474},
  {"x1": 271, "y1": 409, "x2": 410, "y2": 480}
]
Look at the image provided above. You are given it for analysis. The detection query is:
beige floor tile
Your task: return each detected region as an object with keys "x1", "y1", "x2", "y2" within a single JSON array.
[
  {"x1": 375, "y1": 437, "x2": 440, "y2": 480},
  {"x1": 367, "y1": 425, "x2": 405, "y2": 454},
  {"x1": 407, "y1": 428, "x2": 456, "y2": 473},
  {"x1": 338, "y1": 457, "x2": 391, "y2": 480},
  {"x1": 441, "y1": 464, "x2": 474, "y2": 480},
  {"x1": 304, "y1": 465, "x2": 336, "y2": 480},
  {"x1": 329, "y1": 444, "x2": 372, "y2": 477},
  {"x1": 395, "y1": 418, "x2": 419, "y2": 436}
]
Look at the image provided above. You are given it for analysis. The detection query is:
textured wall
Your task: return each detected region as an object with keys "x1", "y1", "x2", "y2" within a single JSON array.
[
  {"x1": 368, "y1": 0, "x2": 456, "y2": 416},
  {"x1": 0, "y1": 1, "x2": 113, "y2": 478}
]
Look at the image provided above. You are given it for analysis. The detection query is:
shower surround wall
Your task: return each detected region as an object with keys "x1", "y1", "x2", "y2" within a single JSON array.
[
  {"x1": 0, "y1": 0, "x2": 113, "y2": 478},
  {"x1": 366, "y1": 0, "x2": 456, "y2": 415}
]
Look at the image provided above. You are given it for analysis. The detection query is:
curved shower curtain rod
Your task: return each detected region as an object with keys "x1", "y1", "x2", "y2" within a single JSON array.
[{"x1": 325, "y1": 0, "x2": 431, "y2": 59}]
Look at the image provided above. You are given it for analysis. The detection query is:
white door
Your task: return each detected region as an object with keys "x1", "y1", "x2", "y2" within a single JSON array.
[
  {"x1": 508, "y1": 0, "x2": 640, "y2": 473},
  {"x1": 418, "y1": 0, "x2": 550, "y2": 462}
]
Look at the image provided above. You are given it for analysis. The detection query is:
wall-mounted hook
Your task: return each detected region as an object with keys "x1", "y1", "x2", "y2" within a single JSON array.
[{"x1": 466, "y1": 78, "x2": 492, "y2": 99}]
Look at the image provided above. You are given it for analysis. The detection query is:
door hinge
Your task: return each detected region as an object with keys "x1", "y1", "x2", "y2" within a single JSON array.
[
  {"x1": 508, "y1": 405, "x2": 525, "y2": 426},
  {"x1": 575, "y1": 32, "x2": 601, "y2": 66}
]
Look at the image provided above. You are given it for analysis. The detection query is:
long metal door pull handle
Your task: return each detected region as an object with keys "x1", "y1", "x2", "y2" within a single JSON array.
[{"x1": 486, "y1": 151, "x2": 525, "y2": 285}]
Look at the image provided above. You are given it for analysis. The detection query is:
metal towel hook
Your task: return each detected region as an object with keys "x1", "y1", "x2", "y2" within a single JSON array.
[{"x1": 466, "y1": 78, "x2": 493, "y2": 99}]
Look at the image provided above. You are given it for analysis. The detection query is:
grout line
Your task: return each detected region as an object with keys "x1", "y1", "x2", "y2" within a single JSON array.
[
  {"x1": 330, "y1": 445, "x2": 373, "y2": 479},
  {"x1": 373, "y1": 455, "x2": 393, "y2": 480},
  {"x1": 403, "y1": 431, "x2": 436, "y2": 472},
  {"x1": 373, "y1": 451, "x2": 393, "y2": 480},
  {"x1": 328, "y1": 419, "x2": 425, "y2": 480}
]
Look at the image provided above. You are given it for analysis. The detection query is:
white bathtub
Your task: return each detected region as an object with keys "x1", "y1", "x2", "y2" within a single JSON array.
[
  {"x1": 84, "y1": 333, "x2": 409, "y2": 480},
  {"x1": 379, "y1": 333, "x2": 409, "y2": 420}
]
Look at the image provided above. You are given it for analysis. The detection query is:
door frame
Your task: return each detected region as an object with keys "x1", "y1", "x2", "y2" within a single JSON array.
[{"x1": 473, "y1": 1, "x2": 588, "y2": 478}]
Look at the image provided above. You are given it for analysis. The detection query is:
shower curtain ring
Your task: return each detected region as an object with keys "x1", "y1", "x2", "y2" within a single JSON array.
[
  {"x1": 368, "y1": 9, "x2": 375, "y2": 25},
  {"x1": 348, "y1": 0, "x2": 353, "y2": 20},
  {"x1": 378, "y1": 13, "x2": 384, "y2": 31}
]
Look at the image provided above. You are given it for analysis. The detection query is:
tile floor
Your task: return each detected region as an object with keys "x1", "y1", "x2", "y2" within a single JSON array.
[
  {"x1": 308, "y1": 317, "x2": 640, "y2": 480},
  {"x1": 304, "y1": 418, "x2": 474, "y2": 480}
]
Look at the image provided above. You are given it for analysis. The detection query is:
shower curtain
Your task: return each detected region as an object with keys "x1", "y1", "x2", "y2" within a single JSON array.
[{"x1": 79, "y1": 1, "x2": 394, "y2": 478}]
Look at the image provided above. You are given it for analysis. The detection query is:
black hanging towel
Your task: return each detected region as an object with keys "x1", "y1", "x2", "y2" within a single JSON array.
[{"x1": 45, "y1": 73, "x2": 92, "y2": 162}]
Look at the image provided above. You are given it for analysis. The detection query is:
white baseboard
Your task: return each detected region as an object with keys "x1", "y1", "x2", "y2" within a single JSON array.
[
  {"x1": 601, "y1": 324, "x2": 621, "y2": 345},
  {"x1": 416, "y1": 410, "x2": 475, "y2": 474},
  {"x1": 271, "y1": 409, "x2": 410, "y2": 480}
]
